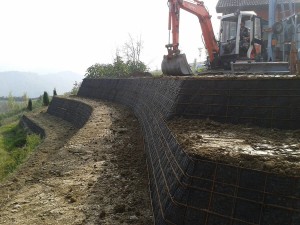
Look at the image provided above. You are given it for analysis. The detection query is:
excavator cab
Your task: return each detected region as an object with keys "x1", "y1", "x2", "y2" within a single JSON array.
[{"x1": 219, "y1": 12, "x2": 265, "y2": 68}]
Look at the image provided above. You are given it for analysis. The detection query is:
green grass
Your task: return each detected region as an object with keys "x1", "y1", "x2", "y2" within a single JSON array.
[
  {"x1": 0, "y1": 122, "x2": 41, "y2": 181},
  {"x1": 0, "y1": 96, "x2": 47, "y2": 180},
  {"x1": 0, "y1": 99, "x2": 44, "y2": 126}
]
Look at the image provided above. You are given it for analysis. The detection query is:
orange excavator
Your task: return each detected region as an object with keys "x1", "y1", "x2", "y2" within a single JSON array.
[
  {"x1": 162, "y1": 0, "x2": 219, "y2": 75},
  {"x1": 162, "y1": 0, "x2": 270, "y2": 75}
]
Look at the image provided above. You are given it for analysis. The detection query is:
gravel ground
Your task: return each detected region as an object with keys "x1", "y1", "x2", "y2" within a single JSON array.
[{"x1": 0, "y1": 99, "x2": 153, "y2": 225}]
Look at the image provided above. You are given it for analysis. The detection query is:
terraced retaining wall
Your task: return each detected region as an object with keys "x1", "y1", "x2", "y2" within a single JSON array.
[
  {"x1": 58, "y1": 77, "x2": 299, "y2": 225},
  {"x1": 47, "y1": 97, "x2": 93, "y2": 128},
  {"x1": 176, "y1": 78, "x2": 300, "y2": 130},
  {"x1": 20, "y1": 115, "x2": 45, "y2": 138}
]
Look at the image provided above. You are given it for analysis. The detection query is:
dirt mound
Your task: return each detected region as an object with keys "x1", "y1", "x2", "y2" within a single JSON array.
[{"x1": 0, "y1": 99, "x2": 153, "y2": 225}]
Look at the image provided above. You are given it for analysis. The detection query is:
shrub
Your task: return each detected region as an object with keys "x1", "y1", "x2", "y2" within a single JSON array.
[
  {"x1": 43, "y1": 91, "x2": 50, "y2": 106},
  {"x1": 27, "y1": 99, "x2": 33, "y2": 111}
]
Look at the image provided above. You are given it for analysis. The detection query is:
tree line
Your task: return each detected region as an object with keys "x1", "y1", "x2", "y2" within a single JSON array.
[
  {"x1": 85, "y1": 35, "x2": 149, "y2": 78},
  {"x1": 0, "y1": 89, "x2": 57, "y2": 116}
]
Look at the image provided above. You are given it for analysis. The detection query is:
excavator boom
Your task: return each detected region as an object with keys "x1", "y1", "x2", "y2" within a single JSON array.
[{"x1": 162, "y1": 0, "x2": 219, "y2": 75}]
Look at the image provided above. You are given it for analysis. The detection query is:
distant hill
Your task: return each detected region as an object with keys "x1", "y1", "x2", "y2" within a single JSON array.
[{"x1": 0, "y1": 71, "x2": 84, "y2": 98}]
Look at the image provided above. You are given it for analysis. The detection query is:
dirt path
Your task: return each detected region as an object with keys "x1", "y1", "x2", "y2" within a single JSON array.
[{"x1": 0, "y1": 99, "x2": 153, "y2": 225}]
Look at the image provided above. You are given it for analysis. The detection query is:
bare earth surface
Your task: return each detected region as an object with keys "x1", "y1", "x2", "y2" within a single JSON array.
[
  {"x1": 0, "y1": 99, "x2": 153, "y2": 225},
  {"x1": 168, "y1": 117, "x2": 300, "y2": 176}
]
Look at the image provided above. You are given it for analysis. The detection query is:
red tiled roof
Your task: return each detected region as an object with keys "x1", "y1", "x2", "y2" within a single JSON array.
[{"x1": 216, "y1": 0, "x2": 300, "y2": 13}]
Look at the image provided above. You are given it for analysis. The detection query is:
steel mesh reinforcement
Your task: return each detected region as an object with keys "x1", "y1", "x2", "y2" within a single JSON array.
[
  {"x1": 75, "y1": 77, "x2": 300, "y2": 225},
  {"x1": 47, "y1": 97, "x2": 93, "y2": 128},
  {"x1": 20, "y1": 115, "x2": 46, "y2": 138},
  {"x1": 175, "y1": 78, "x2": 300, "y2": 130}
]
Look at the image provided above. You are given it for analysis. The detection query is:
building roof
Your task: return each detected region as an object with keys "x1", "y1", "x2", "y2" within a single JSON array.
[{"x1": 216, "y1": 0, "x2": 300, "y2": 13}]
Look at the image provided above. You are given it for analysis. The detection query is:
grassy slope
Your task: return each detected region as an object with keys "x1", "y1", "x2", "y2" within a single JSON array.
[{"x1": 0, "y1": 105, "x2": 43, "y2": 181}]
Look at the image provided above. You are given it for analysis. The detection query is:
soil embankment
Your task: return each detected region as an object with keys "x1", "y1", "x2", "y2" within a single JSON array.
[
  {"x1": 169, "y1": 117, "x2": 300, "y2": 175},
  {"x1": 0, "y1": 98, "x2": 153, "y2": 225}
]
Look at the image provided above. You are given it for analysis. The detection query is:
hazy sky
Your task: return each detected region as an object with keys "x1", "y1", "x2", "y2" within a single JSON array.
[{"x1": 0, "y1": 0, "x2": 221, "y2": 75}]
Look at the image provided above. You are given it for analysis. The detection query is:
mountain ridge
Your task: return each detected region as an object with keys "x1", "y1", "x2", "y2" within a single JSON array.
[{"x1": 0, "y1": 71, "x2": 84, "y2": 98}]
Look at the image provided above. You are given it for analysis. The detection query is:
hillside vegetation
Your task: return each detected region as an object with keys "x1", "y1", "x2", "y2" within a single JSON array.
[
  {"x1": 0, "y1": 101, "x2": 9, "y2": 114},
  {"x1": 0, "y1": 98, "x2": 45, "y2": 180},
  {"x1": 0, "y1": 121, "x2": 41, "y2": 181},
  {"x1": 0, "y1": 97, "x2": 43, "y2": 126}
]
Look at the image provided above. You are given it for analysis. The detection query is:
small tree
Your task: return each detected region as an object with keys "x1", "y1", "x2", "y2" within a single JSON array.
[
  {"x1": 27, "y1": 99, "x2": 33, "y2": 111},
  {"x1": 113, "y1": 54, "x2": 129, "y2": 77},
  {"x1": 53, "y1": 88, "x2": 57, "y2": 96},
  {"x1": 43, "y1": 91, "x2": 50, "y2": 106},
  {"x1": 7, "y1": 91, "x2": 15, "y2": 110},
  {"x1": 122, "y1": 34, "x2": 148, "y2": 74},
  {"x1": 22, "y1": 92, "x2": 28, "y2": 108},
  {"x1": 71, "y1": 81, "x2": 81, "y2": 95},
  {"x1": 84, "y1": 34, "x2": 148, "y2": 78}
]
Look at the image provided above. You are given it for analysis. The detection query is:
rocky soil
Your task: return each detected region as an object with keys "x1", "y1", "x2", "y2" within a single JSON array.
[
  {"x1": 0, "y1": 99, "x2": 153, "y2": 225},
  {"x1": 168, "y1": 117, "x2": 300, "y2": 176}
]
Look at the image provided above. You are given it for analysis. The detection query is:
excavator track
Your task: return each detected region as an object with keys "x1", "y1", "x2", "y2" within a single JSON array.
[{"x1": 161, "y1": 54, "x2": 193, "y2": 76}]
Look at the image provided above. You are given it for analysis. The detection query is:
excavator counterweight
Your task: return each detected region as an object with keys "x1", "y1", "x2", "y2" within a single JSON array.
[{"x1": 161, "y1": 54, "x2": 192, "y2": 76}]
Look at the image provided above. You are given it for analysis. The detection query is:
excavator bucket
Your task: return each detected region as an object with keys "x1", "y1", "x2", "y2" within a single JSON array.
[{"x1": 161, "y1": 54, "x2": 193, "y2": 76}]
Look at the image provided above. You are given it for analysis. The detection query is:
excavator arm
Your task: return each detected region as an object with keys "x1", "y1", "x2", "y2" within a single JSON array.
[{"x1": 162, "y1": 0, "x2": 220, "y2": 75}]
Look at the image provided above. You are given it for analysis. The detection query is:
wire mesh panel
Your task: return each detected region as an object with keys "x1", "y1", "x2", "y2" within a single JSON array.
[
  {"x1": 175, "y1": 78, "x2": 300, "y2": 130},
  {"x1": 47, "y1": 96, "x2": 93, "y2": 128},
  {"x1": 77, "y1": 77, "x2": 300, "y2": 225},
  {"x1": 20, "y1": 115, "x2": 46, "y2": 138}
]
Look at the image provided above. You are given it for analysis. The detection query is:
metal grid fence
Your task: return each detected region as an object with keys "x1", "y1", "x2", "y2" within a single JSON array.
[
  {"x1": 47, "y1": 97, "x2": 93, "y2": 128},
  {"x1": 78, "y1": 77, "x2": 300, "y2": 225}
]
